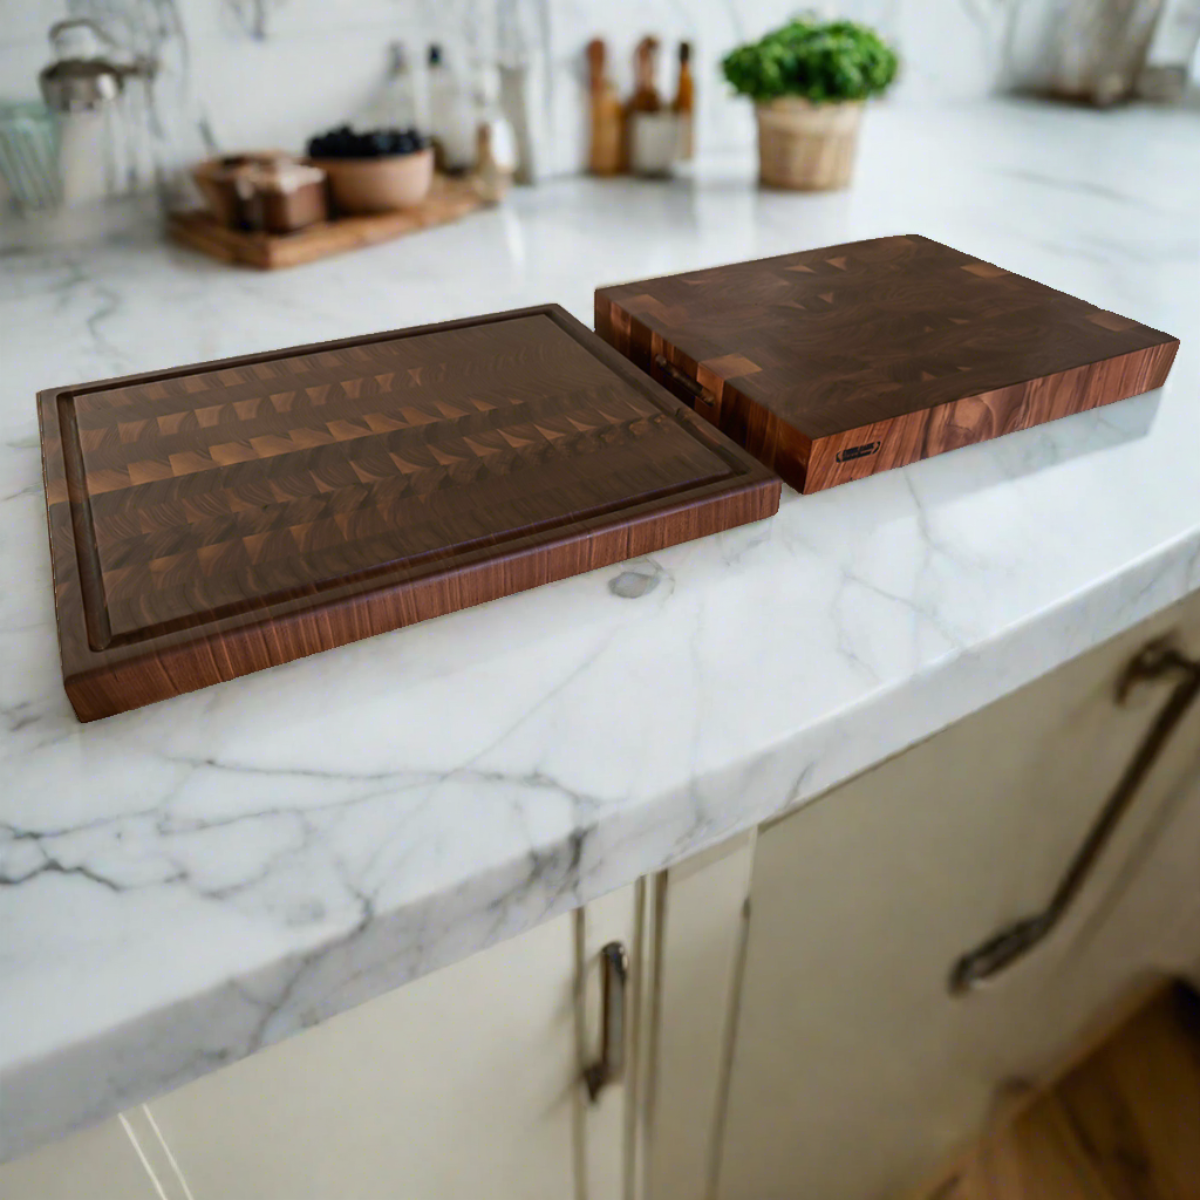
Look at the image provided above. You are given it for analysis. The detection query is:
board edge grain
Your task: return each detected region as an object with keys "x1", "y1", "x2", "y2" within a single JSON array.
[{"x1": 802, "y1": 336, "x2": 1179, "y2": 491}]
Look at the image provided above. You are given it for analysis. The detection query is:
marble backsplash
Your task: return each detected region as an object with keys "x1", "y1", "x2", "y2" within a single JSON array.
[
  {"x1": 0, "y1": 0, "x2": 1031, "y2": 179},
  {"x1": 0, "y1": 0, "x2": 1196, "y2": 188}
]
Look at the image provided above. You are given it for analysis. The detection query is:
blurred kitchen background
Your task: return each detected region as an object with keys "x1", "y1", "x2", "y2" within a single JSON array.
[{"x1": 1, "y1": 0, "x2": 1198, "y2": 247}]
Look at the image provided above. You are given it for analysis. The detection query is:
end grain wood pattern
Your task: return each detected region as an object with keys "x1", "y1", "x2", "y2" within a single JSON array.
[
  {"x1": 39, "y1": 305, "x2": 779, "y2": 721},
  {"x1": 596, "y1": 234, "x2": 1178, "y2": 493}
]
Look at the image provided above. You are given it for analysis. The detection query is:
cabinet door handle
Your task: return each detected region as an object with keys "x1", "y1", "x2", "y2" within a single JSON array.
[
  {"x1": 950, "y1": 637, "x2": 1200, "y2": 995},
  {"x1": 654, "y1": 355, "x2": 716, "y2": 408},
  {"x1": 583, "y1": 941, "x2": 628, "y2": 1101}
]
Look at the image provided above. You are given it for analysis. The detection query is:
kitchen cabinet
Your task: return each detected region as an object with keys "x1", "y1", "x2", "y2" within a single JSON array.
[
  {"x1": 640, "y1": 833, "x2": 755, "y2": 1200},
  {"x1": 713, "y1": 587, "x2": 1200, "y2": 1200},
  {"x1": 0, "y1": 888, "x2": 640, "y2": 1200},
  {"x1": 0, "y1": 1114, "x2": 163, "y2": 1200},
  {"x1": 144, "y1": 905, "x2": 579, "y2": 1200},
  {"x1": 145, "y1": 888, "x2": 641, "y2": 1200}
]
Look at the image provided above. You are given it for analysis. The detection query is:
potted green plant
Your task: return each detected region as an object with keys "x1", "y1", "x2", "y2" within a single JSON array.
[{"x1": 722, "y1": 17, "x2": 898, "y2": 190}]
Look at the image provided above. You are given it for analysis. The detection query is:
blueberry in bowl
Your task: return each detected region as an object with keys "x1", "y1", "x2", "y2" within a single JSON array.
[{"x1": 306, "y1": 126, "x2": 435, "y2": 213}]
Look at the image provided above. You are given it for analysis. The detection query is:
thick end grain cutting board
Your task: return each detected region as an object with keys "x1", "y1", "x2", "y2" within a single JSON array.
[
  {"x1": 39, "y1": 305, "x2": 779, "y2": 721},
  {"x1": 595, "y1": 234, "x2": 1178, "y2": 493}
]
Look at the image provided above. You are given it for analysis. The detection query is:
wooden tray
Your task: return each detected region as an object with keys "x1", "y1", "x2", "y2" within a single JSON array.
[
  {"x1": 38, "y1": 305, "x2": 780, "y2": 721},
  {"x1": 168, "y1": 176, "x2": 485, "y2": 269},
  {"x1": 596, "y1": 234, "x2": 1178, "y2": 493}
]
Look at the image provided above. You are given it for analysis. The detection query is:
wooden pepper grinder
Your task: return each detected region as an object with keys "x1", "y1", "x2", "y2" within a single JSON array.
[
  {"x1": 586, "y1": 38, "x2": 624, "y2": 175},
  {"x1": 628, "y1": 36, "x2": 663, "y2": 114}
]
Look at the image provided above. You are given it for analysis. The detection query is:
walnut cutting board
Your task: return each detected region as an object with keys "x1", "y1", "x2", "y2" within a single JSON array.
[
  {"x1": 39, "y1": 305, "x2": 779, "y2": 721},
  {"x1": 595, "y1": 234, "x2": 1178, "y2": 493}
]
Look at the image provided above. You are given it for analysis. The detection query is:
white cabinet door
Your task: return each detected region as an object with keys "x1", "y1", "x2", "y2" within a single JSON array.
[
  {"x1": 640, "y1": 834, "x2": 755, "y2": 1200},
  {"x1": 139, "y1": 887, "x2": 640, "y2": 1200},
  {"x1": 0, "y1": 896, "x2": 642, "y2": 1200},
  {"x1": 0, "y1": 1114, "x2": 164, "y2": 1200},
  {"x1": 146, "y1": 908, "x2": 580, "y2": 1200},
  {"x1": 716, "y1": 589, "x2": 1200, "y2": 1200}
]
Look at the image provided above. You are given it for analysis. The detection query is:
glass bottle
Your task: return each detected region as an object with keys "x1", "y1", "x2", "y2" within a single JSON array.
[
  {"x1": 673, "y1": 41, "x2": 695, "y2": 160},
  {"x1": 357, "y1": 42, "x2": 421, "y2": 133},
  {"x1": 427, "y1": 43, "x2": 474, "y2": 173}
]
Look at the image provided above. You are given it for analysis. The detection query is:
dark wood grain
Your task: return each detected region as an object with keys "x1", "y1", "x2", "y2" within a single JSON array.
[
  {"x1": 39, "y1": 305, "x2": 780, "y2": 721},
  {"x1": 595, "y1": 234, "x2": 1178, "y2": 492}
]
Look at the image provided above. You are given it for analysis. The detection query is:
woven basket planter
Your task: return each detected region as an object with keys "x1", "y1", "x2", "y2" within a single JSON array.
[{"x1": 755, "y1": 98, "x2": 864, "y2": 190}]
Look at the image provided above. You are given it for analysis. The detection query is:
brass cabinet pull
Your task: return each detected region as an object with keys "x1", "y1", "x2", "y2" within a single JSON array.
[
  {"x1": 950, "y1": 637, "x2": 1200, "y2": 995},
  {"x1": 654, "y1": 354, "x2": 715, "y2": 407},
  {"x1": 583, "y1": 941, "x2": 628, "y2": 1101}
]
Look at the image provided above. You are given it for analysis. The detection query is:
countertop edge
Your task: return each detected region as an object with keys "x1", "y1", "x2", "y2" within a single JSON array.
[{"x1": 4, "y1": 524, "x2": 1198, "y2": 1164}]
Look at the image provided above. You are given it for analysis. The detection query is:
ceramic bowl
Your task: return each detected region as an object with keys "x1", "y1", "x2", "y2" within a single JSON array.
[
  {"x1": 314, "y1": 147, "x2": 434, "y2": 214},
  {"x1": 629, "y1": 112, "x2": 681, "y2": 178}
]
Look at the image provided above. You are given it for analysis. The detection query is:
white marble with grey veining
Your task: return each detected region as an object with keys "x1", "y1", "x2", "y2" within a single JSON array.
[
  {"x1": 2, "y1": 98, "x2": 1199, "y2": 1164},
  {"x1": 0, "y1": 0, "x2": 1052, "y2": 194}
]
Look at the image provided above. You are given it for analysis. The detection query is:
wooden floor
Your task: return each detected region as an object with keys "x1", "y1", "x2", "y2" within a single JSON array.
[{"x1": 924, "y1": 982, "x2": 1200, "y2": 1200}]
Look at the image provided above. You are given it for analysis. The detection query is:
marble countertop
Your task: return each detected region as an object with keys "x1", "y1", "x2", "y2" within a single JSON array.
[{"x1": 3, "y1": 98, "x2": 1198, "y2": 1163}]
